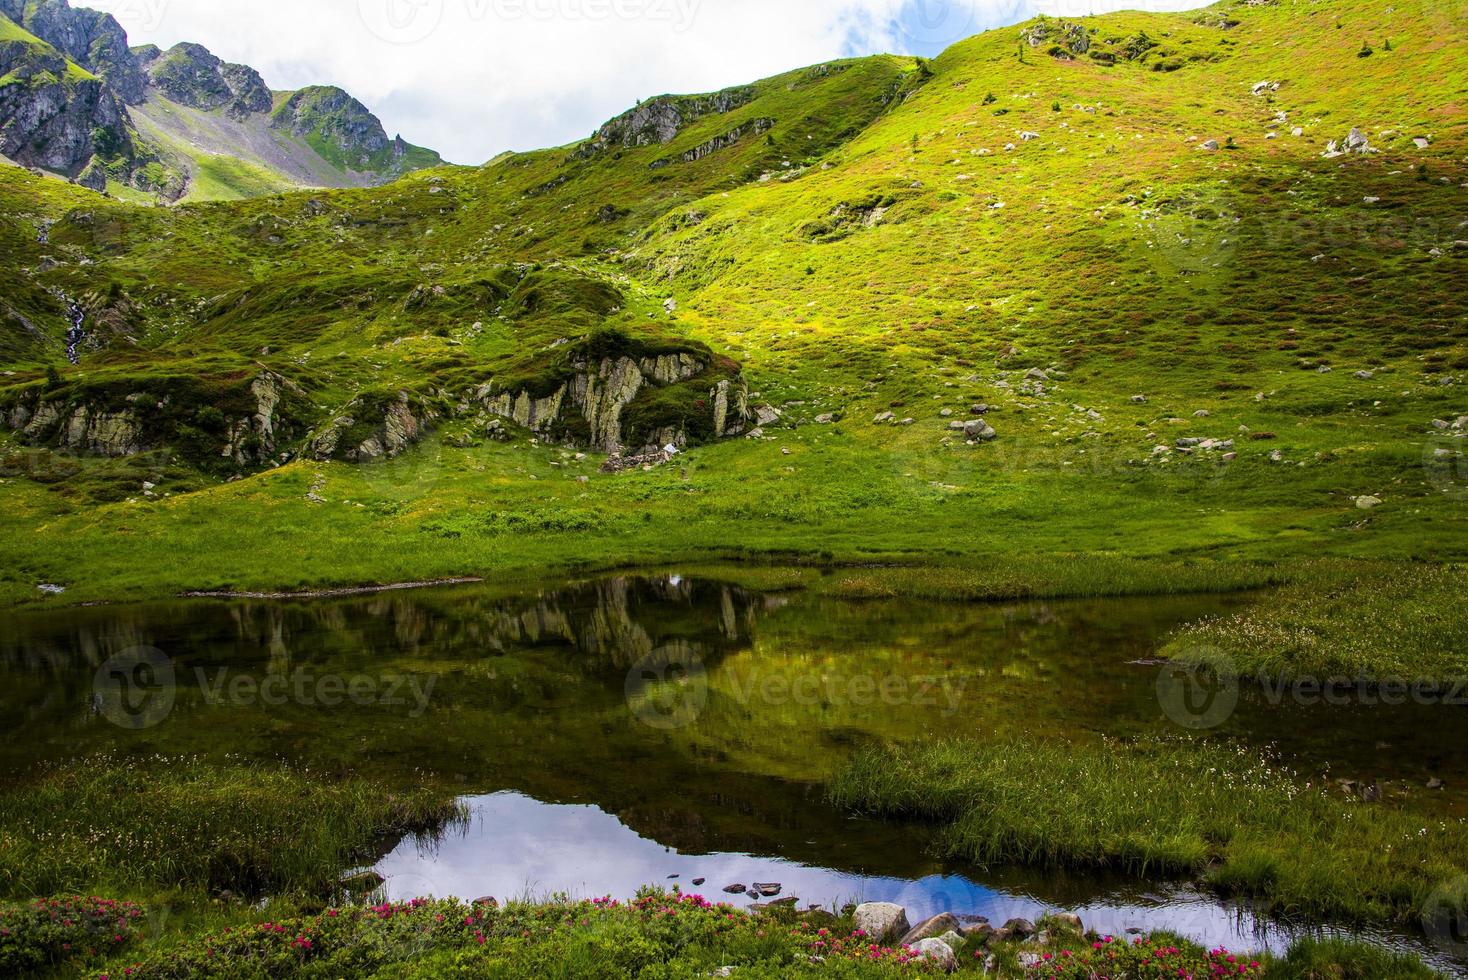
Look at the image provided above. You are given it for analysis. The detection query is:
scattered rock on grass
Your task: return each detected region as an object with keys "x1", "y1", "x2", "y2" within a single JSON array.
[
  {"x1": 1052, "y1": 912, "x2": 1084, "y2": 932},
  {"x1": 853, "y1": 902, "x2": 909, "y2": 942},
  {"x1": 1003, "y1": 917, "x2": 1037, "y2": 938},
  {"x1": 900, "y1": 913, "x2": 961, "y2": 946},
  {"x1": 912, "y1": 938, "x2": 959, "y2": 972}
]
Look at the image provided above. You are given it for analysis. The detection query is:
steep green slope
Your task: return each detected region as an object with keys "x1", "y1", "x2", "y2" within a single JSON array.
[{"x1": 0, "y1": 0, "x2": 1462, "y2": 604}]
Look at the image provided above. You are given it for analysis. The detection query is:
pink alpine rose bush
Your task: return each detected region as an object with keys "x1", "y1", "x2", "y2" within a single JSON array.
[{"x1": 1023, "y1": 935, "x2": 1264, "y2": 979}]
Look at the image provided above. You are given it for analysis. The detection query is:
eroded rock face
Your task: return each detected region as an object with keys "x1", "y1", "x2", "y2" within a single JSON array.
[
  {"x1": 8, "y1": 0, "x2": 147, "y2": 104},
  {"x1": 3, "y1": 371, "x2": 304, "y2": 465},
  {"x1": 271, "y1": 86, "x2": 395, "y2": 168},
  {"x1": 308, "y1": 392, "x2": 433, "y2": 463},
  {"x1": 14, "y1": 398, "x2": 144, "y2": 455},
  {"x1": 0, "y1": 43, "x2": 129, "y2": 184},
  {"x1": 574, "y1": 86, "x2": 756, "y2": 159},
  {"x1": 480, "y1": 351, "x2": 749, "y2": 455},
  {"x1": 222, "y1": 372, "x2": 303, "y2": 465}
]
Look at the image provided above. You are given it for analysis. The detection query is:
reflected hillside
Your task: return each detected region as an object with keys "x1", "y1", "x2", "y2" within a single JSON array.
[{"x1": 1, "y1": 574, "x2": 1465, "y2": 875}]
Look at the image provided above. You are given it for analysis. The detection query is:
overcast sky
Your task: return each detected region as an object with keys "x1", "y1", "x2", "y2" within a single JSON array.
[{"x1": 91, "y1": 0, "x2": 1199, "y2": 164}]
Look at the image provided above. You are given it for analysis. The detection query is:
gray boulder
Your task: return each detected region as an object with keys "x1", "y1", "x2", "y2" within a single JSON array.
[
  {"x1": 899, "y1": 912, "x2": 961, "y2": 947},
  {"x1": 853, "y1": 903, "x2": 909, "y2": 943},
  {"x1": 912, "y1": 938, "x2": 958, "y2": 972},
  {"x1": 1003, "y1": 917, "x2": 1037, "y2": 938},
  {"x1": 964, "y1": 420, "x2": 997, "y2": 441}
]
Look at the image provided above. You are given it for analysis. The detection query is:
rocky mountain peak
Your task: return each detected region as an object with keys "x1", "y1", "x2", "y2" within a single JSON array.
[
  {"x1": 4, "y1": 0, "x2": 146, "y2": 103},
  {"x1": 0, "y1": 0, "x2": 440, "y2": 199},
  {"x1": 148, "y1": 41, "x2": 270, "y2": 120},
  {"x1": 270, "y1": 86, "x2": 392, "y2": 167}
]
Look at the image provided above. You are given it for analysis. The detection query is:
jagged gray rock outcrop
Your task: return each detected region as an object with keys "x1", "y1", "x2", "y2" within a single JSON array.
[
  {"x1": 3, "y1": 371, "x2": 305, "y2": 465},
  {"x1": 0, "y1": 51, "x2": 127, "y2": 186},
  {"x1": 1021, "y1": 19, "x2": 1091, "y2": 55},
  {"x1": 479, "y1": 348, "x2": 750, "y2": 455},
  {"x1": 7, "y1": 397, "x2": 145, "y2": 455},
  {"x1": 1, "y1": 0, "x2": 440, "y2": 196},
  {"x1": 269, "y1": 86, "x2": 425, "y2": 172},
  {"x1": 4, "y1": 0, "x2": 147, "y2": 103},
  {"x1": 574, "y1": 86, "x2": 756, "y2": 159},
  {"x1": 147, "y1": 43, "x2": 271, "y2": 120},
  {"x1": 308, "y1": 391, "x2": 434, "y2": 463},
  {"x1": 651, "y1": 118, "x2": 774, "y2": 169}
]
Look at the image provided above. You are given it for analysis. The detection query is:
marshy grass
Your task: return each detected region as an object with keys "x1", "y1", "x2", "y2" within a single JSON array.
[
  {"x1": 822, "y1": 555, "x2": 1288, "y2": 603},
  {"x1": 0, "y1": 756, "x2": 464, "y2": 898},
  {"x1": 1267, "y1": 937, "x2": 1443, "y2": 979},
  {"x1": 828, "y1": 737, "x2": 1468, "y2": 927},
  {"x1": 1164, "y1": 563, "x2": 1468, "y2": 682}
]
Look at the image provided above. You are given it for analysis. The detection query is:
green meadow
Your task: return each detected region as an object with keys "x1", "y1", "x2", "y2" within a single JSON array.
[{"x1": 0, "y1": 0, "x2": 1464, "y2": 974}]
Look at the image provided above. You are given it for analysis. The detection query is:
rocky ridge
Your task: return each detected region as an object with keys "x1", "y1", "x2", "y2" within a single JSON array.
[{"x1": 573, "y1": 86, "x2": 756, "y2": 160}]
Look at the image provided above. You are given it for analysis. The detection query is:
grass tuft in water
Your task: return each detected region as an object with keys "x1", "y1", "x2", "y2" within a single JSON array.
[
  {"x1": 828, "y1": 736, "x2": 1468, "y2": 927},
  {"x1": 1164, "y1": 563, "x2": 1468, "y2": 683}
]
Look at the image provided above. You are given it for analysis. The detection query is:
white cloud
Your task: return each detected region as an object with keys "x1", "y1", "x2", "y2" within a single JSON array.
[{"x1": 89, "y1": 0, "x2": 1200, "y2": 164}]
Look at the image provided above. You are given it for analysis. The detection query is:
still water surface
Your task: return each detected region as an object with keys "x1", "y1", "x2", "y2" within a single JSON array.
[{"x1": 2, "y1": 573, "x2": 1464, "y2": 967}]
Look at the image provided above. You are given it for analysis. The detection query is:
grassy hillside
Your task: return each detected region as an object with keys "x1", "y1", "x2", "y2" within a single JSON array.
[{"x1": 0, "y1": 0, "x2": 1462, "y2": 605}]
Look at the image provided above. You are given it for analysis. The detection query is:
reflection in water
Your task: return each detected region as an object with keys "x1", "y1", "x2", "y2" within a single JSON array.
[
  {"x1": 378, "y1": 792, "x2": 1430, "y2": 964},
  {"x1": 2, "y1": 573, "x2": 1466, "y2": 968}
]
